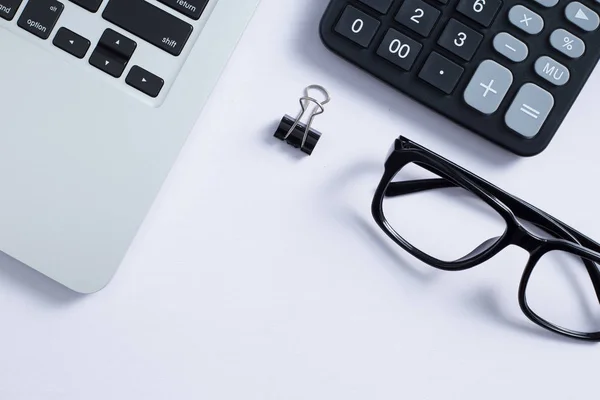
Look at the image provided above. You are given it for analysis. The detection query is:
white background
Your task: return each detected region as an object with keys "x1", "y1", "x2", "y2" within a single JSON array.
[{"x1": 2, "y1": 0, "x2": 600, "y2": 398}]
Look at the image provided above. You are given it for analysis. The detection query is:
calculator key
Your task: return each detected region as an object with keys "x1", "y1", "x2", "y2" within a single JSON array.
[
  {"x1": 437, "y1": 19, "x2": 483, "y2": 61},
  {"x1": 89, "y1": 46, "x2": 127, "y2": 77},
  {"x1": 376, "y1": 29, "x2": 422, "y2": 70},
  {"x1": 435, "y1": 0, "x2": 448, "y2": 4},
  {"x1": 418, "y1": 52, "x2": 464, "y2": 94},
  {"x1": 532, "y1": 0, "x2": 558, "y2": 7},
  {"x1": 505, "y1": 83, "x2": 554, "y2": 138},
  {"x1": 565, "y1": 2, "x2": 599, "y2": 32},
  {"x1": 99, "y1": 28, "x2": 137, "y2": 60},
  {"x1": 0, "y1": 0, "x2": 23, "y2": 20},
  {"x1": 493, "y1": 32, "x2": 528, "y2": 62},
  {"x1": 464, "y1": 60, "x2": 513, "y2": 115},
  {"x1": 17, "y1": 0, "x2": 64, "y2": 39},
  {"x1": 69, "y1": 0, "x2": 102, "y2": 12},
  {"x1": 334, "y1": 5, "x2": 380, "y2": 47},
  {"x1": 395, "y1": 0, "x2": 441, "y2": 37},
  {"x1": 53, "y1": 27, "x2": 90, "y2": 58},
  {"x1": 456, "y1": 0, "x2": 502, "y2": 27},
  {"x1": 508, "y1": 5, "x2": 544, "y2": 35},
  {"x1": 550, "y1": 29, "x2": 585, "y2": 59},
  {"x1": 126, "y1": 66, "x2": 164, "y2": 98},
  {"x1": 534, "y1": 56, "x2": 570, "y2": 86},
  {"x1": 358, "y1": 0, "x2": 393, "y2": 13}
]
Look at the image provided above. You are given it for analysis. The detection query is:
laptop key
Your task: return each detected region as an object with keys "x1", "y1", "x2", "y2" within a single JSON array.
[
  {"x1": 0, "y1": 0, "x2": 23, "y2": 21},
  {"x1": 17, "y1": 0, "x2": 64, "y2": 40},
  {"x1": 89, "y1": 46, "x2": 127, "y2": 78},
  {"x1": 157, "y1": 0, "x2": 208, "y2": 20},
  {"x1": 99, "y1": 29, "x2": 137, "y2": 60},
  {"x1": 126, "y1": 66, "x2": 164, "y2": 98},
  {"x1": 53, "y1": 27, "x2": 90, "y2": 58},
  {"x1": 69, "y1": 0, "x2": 102, "y2": 12},
  {"x1": 102, "y1": 0, "x2": 193, "y2": 56}
]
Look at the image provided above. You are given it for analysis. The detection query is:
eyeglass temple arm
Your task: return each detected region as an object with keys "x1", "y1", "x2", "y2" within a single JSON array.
[
  {"x1": 385, "y1": 178, "x2": 600, "y2": 302},
  {"x1": 385, "y1": 179, "x2": 600, "y2": 252}
]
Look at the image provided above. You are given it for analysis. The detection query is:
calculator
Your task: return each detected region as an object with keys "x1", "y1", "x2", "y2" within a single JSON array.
[{"x1": 320, "y1": 0, "x2": 600, "y2": 156}]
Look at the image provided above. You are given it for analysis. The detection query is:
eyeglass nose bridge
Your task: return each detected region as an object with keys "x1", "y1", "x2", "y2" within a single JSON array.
[{"x1": 508, "y1": 224, "x2": 547, "y2": 253}]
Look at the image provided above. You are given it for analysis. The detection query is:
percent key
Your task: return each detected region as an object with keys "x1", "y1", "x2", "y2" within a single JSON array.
[{"x1": 550, "y1": 29, "x2": 585, "y2": 59}]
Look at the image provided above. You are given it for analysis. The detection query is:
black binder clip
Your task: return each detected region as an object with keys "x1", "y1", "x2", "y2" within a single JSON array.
[{"x1": 274, "y1": 85, "x2": 331, "y2": 156}]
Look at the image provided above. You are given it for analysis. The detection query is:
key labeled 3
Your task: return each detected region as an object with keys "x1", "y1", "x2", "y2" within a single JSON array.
[{"x1": 438, "y1": 19, "x2": 483, "y2": 61}]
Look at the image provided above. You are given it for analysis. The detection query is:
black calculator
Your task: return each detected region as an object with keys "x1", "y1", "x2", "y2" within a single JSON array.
[{"x1": 320, "y1": 0, "x2": 600, "y2": 156}]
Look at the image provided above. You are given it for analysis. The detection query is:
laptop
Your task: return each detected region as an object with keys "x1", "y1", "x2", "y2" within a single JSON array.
[{"x1": 0, "y1": 0, "x2": 260, "y2": 293}]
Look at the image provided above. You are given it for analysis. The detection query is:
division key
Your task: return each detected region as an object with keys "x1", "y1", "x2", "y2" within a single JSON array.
[{"x1": 102, "y1": 0, "x2": 193, "y2": 56}]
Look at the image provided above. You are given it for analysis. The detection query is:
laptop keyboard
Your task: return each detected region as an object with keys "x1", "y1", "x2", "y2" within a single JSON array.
[{"x1": 0, "y1": 0, "x2": 217, "y2": 104}]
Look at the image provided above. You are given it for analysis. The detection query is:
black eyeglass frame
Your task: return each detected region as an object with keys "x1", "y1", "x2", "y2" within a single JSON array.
[{"x1": 371, "y1": 136, "x2": 600, "y2": 342}]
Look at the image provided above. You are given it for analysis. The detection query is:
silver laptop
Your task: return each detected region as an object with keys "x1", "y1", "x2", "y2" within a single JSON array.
[{"x1": 0, "y1": 0, "x2": 260, "y2": 293}]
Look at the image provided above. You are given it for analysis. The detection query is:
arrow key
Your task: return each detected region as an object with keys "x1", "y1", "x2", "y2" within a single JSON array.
[
  {"x1": 99, "y1": 28, "x2": 137, "y2": 60},
  {"x1": 126, "y1": 66, "x2": 164, "y2": 97},
  {"x1": 565, "y1": 2, "x2": 599, "y2": 32},
  {"x1": 53, "y1": 27, "x2": 90, "y2": 59},
  {"x1": 89, "y1": 46, "x2": 127, "y2": 77}
]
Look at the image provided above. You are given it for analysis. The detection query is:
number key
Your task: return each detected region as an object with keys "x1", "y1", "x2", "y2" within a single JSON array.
[
  {"x1": 395, "y1": 0, "x2": 441, "y2": 37},
  {"x1": 376, "y1": 29, "x2": 423, "y2": 70},
  {"x1": 456, "y1": 0, "x2": 502, "y2": 27},
  {"x1": 334, "y1": 5, "x2": 381, "y2": 47},
  {"x1": 437, "y1": 19, "x2": 483, "y2": 61}
]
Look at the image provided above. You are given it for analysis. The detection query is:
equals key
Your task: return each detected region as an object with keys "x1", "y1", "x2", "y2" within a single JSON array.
[{"x1": 18, "y1": 0, "x2": 64, "y2": 40}]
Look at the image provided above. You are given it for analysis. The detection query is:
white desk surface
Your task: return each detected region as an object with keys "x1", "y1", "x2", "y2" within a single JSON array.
[{"x1": 2, "y1": 0, "x2": 600, "y2": 398}]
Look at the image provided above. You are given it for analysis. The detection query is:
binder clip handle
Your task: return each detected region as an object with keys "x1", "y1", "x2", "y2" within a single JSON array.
[{"x1": 274, "y1": 85, "x2": 330, "y2": 156}]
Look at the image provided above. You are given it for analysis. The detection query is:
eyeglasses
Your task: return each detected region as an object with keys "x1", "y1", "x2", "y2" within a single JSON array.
[{"x1": 371, "y1": 136, "x2": 600, "y2": 342}]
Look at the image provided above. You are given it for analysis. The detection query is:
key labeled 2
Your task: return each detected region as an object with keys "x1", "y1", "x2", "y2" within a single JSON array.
[
  {"x1": 395, "y1": 0, "x2": 441, "y2": 37},
  {"x1": 377, "y1": 29, "x2": 422, "y2": 71}
]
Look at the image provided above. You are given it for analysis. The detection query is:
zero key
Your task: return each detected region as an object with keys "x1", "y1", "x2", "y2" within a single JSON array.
[{"x1": 335, "y1": 5, "x2": 380, "y2": 48}]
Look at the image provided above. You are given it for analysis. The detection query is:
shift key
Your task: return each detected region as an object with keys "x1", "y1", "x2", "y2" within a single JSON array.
[{"x1": 102, "y1": 0, "x2": 193, "y2": 56}]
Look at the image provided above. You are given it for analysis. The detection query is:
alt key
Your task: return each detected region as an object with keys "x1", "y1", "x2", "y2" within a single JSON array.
[{"x1": 126, "y1": 66, "x2": 164, "y2": 98}]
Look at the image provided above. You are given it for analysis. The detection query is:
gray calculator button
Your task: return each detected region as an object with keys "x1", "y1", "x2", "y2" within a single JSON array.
[
  {"x1": 509, "y1": 5, "x2": 544, "y2": 34},
  {"x1": 464, "y1": 60, "x2": 513, "y2": 115},
  {"x1": 535, "y1": 56, "x2": 570, "y2": 86},
  {"x1": 533, "y1": 0, "x2": 558, "y2": 7},
  {"x1": 550, "y1": 29, "x2": 585, "y2": 58},
  {"x1": 565, "y1": 2, "x2": 599, "y2": 32},
  {"x1": 493, "y1": 33, "x2": 528, "y2": 62},
  {"x1": 505, "y1": 83, "x2": 554, "y2": 138}
]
